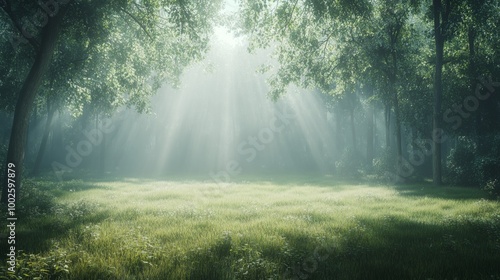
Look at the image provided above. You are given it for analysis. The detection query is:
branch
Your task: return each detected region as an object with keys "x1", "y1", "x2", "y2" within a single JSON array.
[
  {"x1": 55, "y1": 56, "x2": 89, "y2": 71},
  {"x1": 119, "y1": 7, "x2": 153, "y2": 40},
  {"x1": 279, "y1": 0, "x2": 299, "y2": 35},
  {"x1": 1, "y1": 0, "x2": 39, "y2": 50}
]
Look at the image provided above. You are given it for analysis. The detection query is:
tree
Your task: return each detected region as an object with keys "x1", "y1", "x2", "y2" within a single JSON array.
[
  {"x1": 0, "y1": 0, "x2": 222, "y2": 203},
  {"x1": 238, "y1": 0, "x2": 429, "y2": 178},
  {"x1": 431, "y1": 0, "x2": 451, "y2": 185}
]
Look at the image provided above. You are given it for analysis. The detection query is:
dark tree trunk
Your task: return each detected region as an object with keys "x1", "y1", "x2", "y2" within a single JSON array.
[
  {"x1": 389, "y1": 23, "x2": 402, "y2": 165},
  {"x1": 366, "y1": 104, "x2": 374, "y2": 170},
  {"x1": 393, "y1": 91, "x2": 402, "y2": 162},
  {"x1": 468, "y1": 26, "x2": 486, "y2": 155},
  {"x1": 390, "y1": 62, "x2": 402, "y2": 166},
  {"x1": 1, "y1": 14, "x2": 63, "y2": 203},
  {"x1": 50, "y1": 112, "x2": 65, "y2": 163},
  {"x1": 32, "y1": 100, "x2": 56, "y2": 176},
  {"x1": 432, "y1": 0, "x2": 449, "y2": 186},
  {"x1": 385, "y1": 103, "x2": 391, "y2": 149}
]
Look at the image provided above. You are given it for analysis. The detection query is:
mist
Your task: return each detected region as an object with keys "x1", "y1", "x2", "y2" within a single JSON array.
[
  {"x1": 93, "y1": 27, "x2": 347, "y2": 180},
  {"x1": 2, "y1": 1, "x2": 499, "y2": 279}
]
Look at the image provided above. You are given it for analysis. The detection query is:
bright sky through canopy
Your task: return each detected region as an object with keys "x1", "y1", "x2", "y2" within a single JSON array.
[{"x1": 212, "y1": 26, "x2": 245, "y2": 49}]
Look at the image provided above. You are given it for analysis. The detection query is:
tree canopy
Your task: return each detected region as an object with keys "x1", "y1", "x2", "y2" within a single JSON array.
[
  {"x1": 0, "y1": 0, "x2": 223, "y2": 202},
  {"x1": 236, "y1": 0, "x2": 500, "y2": 186}
]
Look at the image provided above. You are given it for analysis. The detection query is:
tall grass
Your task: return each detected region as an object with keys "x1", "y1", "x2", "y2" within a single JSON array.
[{"x1": 1, "y1": 176, "x2": 500, "y2": 279}]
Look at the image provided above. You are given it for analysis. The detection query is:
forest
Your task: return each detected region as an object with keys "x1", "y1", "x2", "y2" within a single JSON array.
[{"x1": 0, "y1": 0, "x2": 499, "y2": 279}]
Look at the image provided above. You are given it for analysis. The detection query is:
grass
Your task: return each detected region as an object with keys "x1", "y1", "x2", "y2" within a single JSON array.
[{"x1": 1, "y1": 175, "x2": 500, "y2": 279}]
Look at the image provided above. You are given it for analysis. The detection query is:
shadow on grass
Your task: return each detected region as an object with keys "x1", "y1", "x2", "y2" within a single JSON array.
[
  {"x1": 391, "y1": 182, "x2": 489, "y2": 201},
  {"x1": 13, "y1": 209, "x2": 109, "y2": 253},
  {"x1": 284, "y1": 215, "x2": 500, "y2": 279},
  {"x1": 320, "y1": 216, "x2": 500, "y2": 280},
  {"x1": 26, "y1": 178, "x2": 112, "y2": 197},
  {"x1": 147, "y1": 213, "x2": 500, "y2": 280},
  {"x1": 0, "y1": 180, "x2": 110, "y2": 257}
]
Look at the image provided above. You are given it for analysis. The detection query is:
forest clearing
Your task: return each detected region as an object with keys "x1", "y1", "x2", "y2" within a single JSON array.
[{"x1": 1, "y1": 175, "x2": 499, "y2": 279}]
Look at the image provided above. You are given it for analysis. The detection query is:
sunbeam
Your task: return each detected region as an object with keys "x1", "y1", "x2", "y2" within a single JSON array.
[
  {"x1": 103, "y1": 28, "x2": 339, "y2": 179},
  {"x1": 2, "y1": 1, "x2": 500, "y2": 279}
]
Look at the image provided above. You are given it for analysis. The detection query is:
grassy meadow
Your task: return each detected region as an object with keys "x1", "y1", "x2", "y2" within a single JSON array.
[{"x1": 1, "y1": 175, "x2": 500, "y2": 279}]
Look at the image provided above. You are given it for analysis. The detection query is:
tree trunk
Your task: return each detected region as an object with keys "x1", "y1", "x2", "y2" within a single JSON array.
[
  {"x1": 96, "y1": 114, "x2": 105, "y2": 176},
  {"x1": 32, "y1": 100, "x2": 56, "y2": 176},
  {"x1": 385, "y1": 103, "x2": 391, "y2": 149},
  {"x1": 468, "y1": 26, "x2": 486, "y2": 155},
  {"x1": 1, "y1": 14, "x2": 63, "y2": 203},
  {"x1": 393, "y1": 91, "x2": 402, "y2": 162},
  {"x1": 432, "y1": 0, "x2": 445, "y2": 186},
  {"x1": 350, "y1": 108, "x2": 356, "y2": 150},
  {"x1": 366, "y1": 104, "x2": 374, "y2": 170},
  {"x1": 390, "y1": 49, "x2": 402, "y2": 165},
  {"x1": 335, "y1": 108, "x2": 344, "y2": 154},
  {"x1": 101, "y1": 127, "x2": 106, "y2": 175}
]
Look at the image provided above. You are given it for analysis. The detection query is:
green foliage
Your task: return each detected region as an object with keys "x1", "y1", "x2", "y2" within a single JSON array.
[
  {"x1": 476, "y1": 155, "x2": 500, "y2": 187},
  {"x1": 237, "y1": 0, "x2": 500, "y2": 186},
  {"x1": 483, "y1": 179, "x2": 500, "y2": 199},
  {"x1": 214, "y1": 231, "x2": 232, "y2": 258},
  {"x1": 447, "y1": 136, "x2": 500, "y2": 198},
  {"x1": 1, "y1": 248, "x2": 70, "y2": 280},
  {"x1": 373, "y1": 147, "x2": 397, "y2": 179},
  {"x1": 230, "y1": 242, "x2": 279, "y2": 280},
  {"x1": 335, "y1": 148, "x2": 364, "y2": 178},
  {"x1": 238, "y1": 0, "x2": 375, "y2": 99},
  {"x1": 14, "y1": 180, "x2": 102, "y2": 219},
  {"x1": 16, "y1": 180, "x2": 57, "y2": 218},
  {"x1": 447, "y1": 137, "x2": 478, "y2": 186},
  {"x1": 1, "y1": 0, "x2": 223, "y2": 119}
]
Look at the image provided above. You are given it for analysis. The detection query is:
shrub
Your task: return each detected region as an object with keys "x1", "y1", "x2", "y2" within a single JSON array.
[
  {"x1": 1, "y1": 247, "x2": 71, "y2": 279},
  {"x1": 335, "y1": 148, "x2": 364, "y2": 178},
  {"x1": 373, "y1": 147, "x2": 397, "y2": 180},
  {"x1": 446, "y1": 136, "x2": 477, "y2": 186},
  {"x1": 230, "y1": 243, "x2": 279, "y2": 280},
  {"x1": 17, "y1": 179, "x2": 57, "y2": 217},
  {"x1": 447, "y1": 135, "x2": 500, "y2": 198},
  {"x1": 482, "y1": 179, "x2": 500, "y2": 199}
]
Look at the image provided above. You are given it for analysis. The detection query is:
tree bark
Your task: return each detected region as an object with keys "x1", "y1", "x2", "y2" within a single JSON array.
[
  {"x1": 385, "y1": 102, "x2": 391, "y2": 149},
  {"x1": 468, "y1": 26, "x2": 486, "y2": 155},
  {"x1": 1, "y1": 14, "x2": 63, "y2": 203},
  {"x1": 393, "y1": 90, "x2": 402, "y2": 162},
  {"x1": 366, "y1": 104, "x2": 374, "y2": 170},
  {"x1": 32, "y1": 99, "x2": 56, "y2": 176},
  {"x1": 432, "y1": 0, "x2": 446, "y2": 186},
  {"x1": 390, "y1": 46, "x2": 402, "y2": 165}
]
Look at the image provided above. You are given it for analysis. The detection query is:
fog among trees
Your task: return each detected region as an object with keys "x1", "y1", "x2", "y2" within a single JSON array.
[{"x1": 1, "y1": 0, "x2": 499, "y2": 279}]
